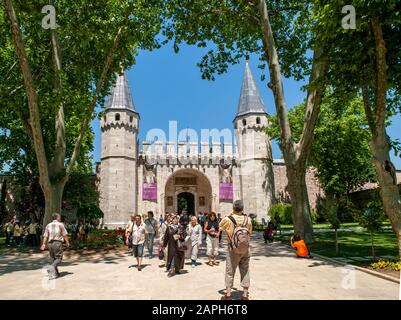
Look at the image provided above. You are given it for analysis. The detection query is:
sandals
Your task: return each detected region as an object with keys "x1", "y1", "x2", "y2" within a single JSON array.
[{"x1": 207, "y1": 261, "x2": 214, "y2": 266}]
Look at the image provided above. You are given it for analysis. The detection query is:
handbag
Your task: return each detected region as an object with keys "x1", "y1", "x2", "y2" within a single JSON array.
[
  {"x1": 128, "y1": 235, "x2": 133, "y2": 249},
  {"x1": 127, "y1": 221, "x2": 134, "y2": 248},
  {"x1": 158, "y1": 245, "x2": 164, "y2": 260},
  {"x1": 177, "y1": 239, "x2": 188, "y2": 252}
]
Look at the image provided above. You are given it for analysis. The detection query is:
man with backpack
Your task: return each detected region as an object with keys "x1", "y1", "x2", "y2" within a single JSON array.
[{"x1": 219, "y1": 200, "x2": 252, "y2": 300}]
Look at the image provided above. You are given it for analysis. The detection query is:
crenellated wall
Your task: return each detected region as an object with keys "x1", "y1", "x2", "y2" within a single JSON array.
[{"x1": 140, "y1": 140, "x2": 236, "y2": 165}]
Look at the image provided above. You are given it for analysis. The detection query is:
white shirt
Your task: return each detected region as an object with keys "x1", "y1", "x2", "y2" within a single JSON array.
[
  {"x1": 131, "y1": 223, "x2": 146, "y2": 245},
  {"x1": 144, "y1": 218, "x2": 158, "y2": 234}
]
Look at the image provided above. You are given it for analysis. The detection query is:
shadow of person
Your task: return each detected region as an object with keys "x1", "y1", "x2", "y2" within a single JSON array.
[
  {"x1": 177, "y1": 270, "x2": 189, "y2": 275},
  {"x1": 128, "y1": 264, "x2": 151, "y2": 269},
  {"x1": 58, "y1": 272, "x2": 74, "y2": 278},
  {"x1": 184, "y1": 262, "x2": 203, "y2": 266},
  {"x1": 218, "y1": 287, "x2": 243, "y2": 300}
]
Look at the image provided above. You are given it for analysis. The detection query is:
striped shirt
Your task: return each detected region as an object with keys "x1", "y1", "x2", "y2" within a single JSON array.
[
  {"x1": 219, "y1": 212, "x2": 253, "y2": 239},
  {"x1": 43, "y1": 220, "x2": 68, "y2": 242}
]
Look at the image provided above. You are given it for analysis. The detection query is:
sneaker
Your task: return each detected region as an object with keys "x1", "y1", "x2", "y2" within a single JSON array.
[
  {"x1": 221, "y1": 294, "x2": 232, "y2": 300},
  {"x1": 192, "y1": 263, "x2": 196, "y2": 268},
  {"x1": 138, "y1": 266, "x2": 142, "y2": 271}
]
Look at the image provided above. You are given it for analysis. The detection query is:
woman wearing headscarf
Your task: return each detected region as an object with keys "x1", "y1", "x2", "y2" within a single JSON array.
[
  {"x1": 158, "y1": 213, "x2": 170, "y2": 267},
  {"x1": 163, "y1": 214, "x2": 187, "y2": 277}
]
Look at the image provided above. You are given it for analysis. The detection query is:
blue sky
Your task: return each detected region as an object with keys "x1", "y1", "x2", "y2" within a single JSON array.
[{"x1": 91, "y1": 44, "x2": 401, "y2": 169}]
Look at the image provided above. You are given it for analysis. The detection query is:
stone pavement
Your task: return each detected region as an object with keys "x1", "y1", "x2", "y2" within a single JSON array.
[{"x1": 0, "y1": 234, "x2": 399, "y2": 300}]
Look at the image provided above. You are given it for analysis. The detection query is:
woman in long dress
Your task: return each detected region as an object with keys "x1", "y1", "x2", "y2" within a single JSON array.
[
  {"x1": 163, "y1": 214, "x2": 186, "y2": 277},
  {"x1": 159, "y1": 213, "x2": 170, "y2": 267}
]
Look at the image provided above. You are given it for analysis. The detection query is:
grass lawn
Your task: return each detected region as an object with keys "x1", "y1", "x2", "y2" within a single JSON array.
[
  {"x1": 275, "y1": 229, "x2": 399, "y2": 263},
  {"x1": 279, "y1": 221, "x2": 391, "y2": 231}
]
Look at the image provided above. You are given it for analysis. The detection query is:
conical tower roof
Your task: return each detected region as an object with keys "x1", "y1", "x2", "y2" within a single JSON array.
[
  {"x1": 105, "y1": 72, "x2": 137, "y2": 112},
  {"x1": 235, "y1": 61, "x2": 267, "y2": 118}
]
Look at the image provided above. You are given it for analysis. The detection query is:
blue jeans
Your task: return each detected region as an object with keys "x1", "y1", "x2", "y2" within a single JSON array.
[{"x1": 147, "y1": 233, "x2": 155, "y2": 257}]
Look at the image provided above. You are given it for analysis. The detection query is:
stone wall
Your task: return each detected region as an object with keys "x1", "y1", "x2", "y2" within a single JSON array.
[{"x1": 272, "y1": 161, "x2": 323, "y2": 210}]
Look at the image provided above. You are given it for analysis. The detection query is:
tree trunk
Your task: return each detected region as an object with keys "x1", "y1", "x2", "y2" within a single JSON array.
[
  {"x1": 335, "y1": 228, "x2": 339, "y2": 256},
  {"x1": 365, "y1": 18, "x2": 401, "y2": 260},
  {"x1": 43, "y1": 182, "x2": 66, "y2": 227},
  {"x1": 256, "y1": 0, "x2": 327, "y2": 244},
  {"x1": 370, "y1": 141, "x2": 401, "y2": 258},
  {"x1": 286, "y1": 166, "x2": 313, "y2": 243}
]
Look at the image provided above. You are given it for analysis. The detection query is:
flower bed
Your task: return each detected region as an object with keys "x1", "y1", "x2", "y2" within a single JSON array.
[
  {"x1": 371, "y1": 259, "x2": 401, "y2": 271},
  {"x1": 70, "y1": 229, "x2": 125, "y2": 249}
]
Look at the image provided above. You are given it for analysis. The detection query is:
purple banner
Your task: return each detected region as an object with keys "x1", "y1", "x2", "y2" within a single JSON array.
[
  {"x1": 219, "y1": 183, "x2": 233, "y2": 200},
  {"x1": 143, "y1": 183, "x2": 157, "y2": 200}
]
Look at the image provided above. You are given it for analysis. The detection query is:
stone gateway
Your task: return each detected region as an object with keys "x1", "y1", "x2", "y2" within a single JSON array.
[{"x1": 98, "y1": 62, "x2": 321, "y2": 228}]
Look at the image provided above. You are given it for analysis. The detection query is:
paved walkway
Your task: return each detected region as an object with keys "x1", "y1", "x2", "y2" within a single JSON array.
[{"x1": 0, "y1": 234, "x2": 399, "y2": 300}]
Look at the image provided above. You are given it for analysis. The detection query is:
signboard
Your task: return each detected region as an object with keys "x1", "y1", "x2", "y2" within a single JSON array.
[
  {"x1": 175, "y1": 177, "x2": 197, "y2": 185},
  {"x1": 219, "y1": 183, "x2": 233, "y2": 200},
  {"x1": 143, "y1": 182, "x2": 157, "y2": 200}
]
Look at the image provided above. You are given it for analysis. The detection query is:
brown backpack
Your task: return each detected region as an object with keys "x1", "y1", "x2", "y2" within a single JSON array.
[{"x1": 227, "y1": 215, "x2": 250, "y2": 254}]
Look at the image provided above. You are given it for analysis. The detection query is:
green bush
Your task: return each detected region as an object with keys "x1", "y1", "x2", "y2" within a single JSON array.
[
  {"x1": 269, "y1": 204, "x2": 319, "y2": 225},
  {"x1": 269, "y1": 203, "x2": 293, "y2": 224},
  {"x1": 251, "y1": 218, "x2": 265, "y2": 231},
  {"x1": 310, "y1": 210, "x2": 318, "y2": 224}
]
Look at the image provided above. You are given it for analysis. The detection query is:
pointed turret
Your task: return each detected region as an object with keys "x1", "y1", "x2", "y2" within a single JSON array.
[
  {"x1": 233, "y1": 60, "x2": 274, "y2": 223},
  {"x1": 100, "y1": 71, "x2": 139, "y2": 228},
  {"x1": 105, "y1": 72, "x2": 138, "y2": 114},
  {"x1": 235, "y1": 60, "x2": 266, "y2": 120}
]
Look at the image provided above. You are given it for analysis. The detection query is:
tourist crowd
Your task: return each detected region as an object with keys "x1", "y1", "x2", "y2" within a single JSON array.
[
  {"x1": 31, "y1": 200, "x2": 311, "y2": 300},
  {"x1": 2, "y1": 218, "x2": 41, "y2": 247},
  {"x1": 123, "y1": 201, "x2": 253, "y2": 300}
]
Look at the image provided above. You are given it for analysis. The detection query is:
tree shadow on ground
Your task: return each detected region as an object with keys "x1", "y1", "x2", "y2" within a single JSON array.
[
  {"x1": 215, "y1": 235, "x2": 342, "y2": 273},
  {"x1": 0, "y1": 247, "x2": 129, "y2": 276},
  {"x1": 307, "y1": 261, "x2": 333, "y2": 268}
]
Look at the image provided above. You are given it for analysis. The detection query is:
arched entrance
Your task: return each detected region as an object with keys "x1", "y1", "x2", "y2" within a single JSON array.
[
  {"x1": 177, "y1": 192, "x2": 195, "y2": 215},
  {"x1": 164, "y1": 169, "x2": 213, "y2": 214}
]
